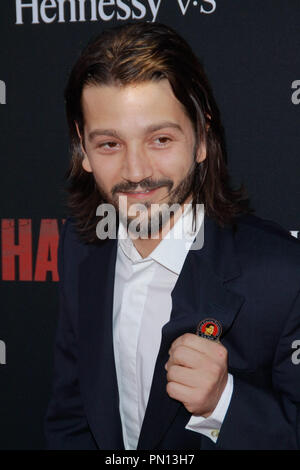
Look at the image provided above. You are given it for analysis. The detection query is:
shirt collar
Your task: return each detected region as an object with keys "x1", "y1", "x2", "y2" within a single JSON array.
[{"x1": 117, "y1": 202, "x2": 204, "y2": 274}]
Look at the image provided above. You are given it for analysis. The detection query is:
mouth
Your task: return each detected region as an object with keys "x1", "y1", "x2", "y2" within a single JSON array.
[{"x1": 118, "y1": 187, "x2": 160, "y2": 199}]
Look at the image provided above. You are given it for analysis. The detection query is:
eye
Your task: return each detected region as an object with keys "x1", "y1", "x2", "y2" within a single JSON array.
[
  {"x1": 97, "y1": 141, "x2": 120, "y2": 151},
  {"x1": 153, "y1": 136, "x2": 172, "y2": 147}
]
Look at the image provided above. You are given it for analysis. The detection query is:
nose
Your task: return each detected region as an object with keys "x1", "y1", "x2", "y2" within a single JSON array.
[{"x1": 121, "y1": 143, "x2": 153, "y2": 184}]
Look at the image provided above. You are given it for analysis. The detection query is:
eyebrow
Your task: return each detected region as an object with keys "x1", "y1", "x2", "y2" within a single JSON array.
[{"x1": 87, "y1": 121, "x2": 183, "y2": 142}]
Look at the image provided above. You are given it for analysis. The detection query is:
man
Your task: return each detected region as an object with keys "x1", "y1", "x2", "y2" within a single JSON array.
[{"x1": 45, "y1": 22, "x2": 300, "y2": 450}]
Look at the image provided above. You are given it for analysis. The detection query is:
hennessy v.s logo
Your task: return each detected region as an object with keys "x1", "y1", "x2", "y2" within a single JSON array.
[{"x1": 15, "y1": 0, "x2": 217, "y2": 25}]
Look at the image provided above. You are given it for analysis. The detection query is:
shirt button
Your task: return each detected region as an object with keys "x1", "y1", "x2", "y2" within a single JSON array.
[{"x1": 210, "y1": 429, "x2": 219, "y2": 438}]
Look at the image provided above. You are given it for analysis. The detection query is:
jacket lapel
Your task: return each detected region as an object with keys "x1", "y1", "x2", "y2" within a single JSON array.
[
  {"x1": 137, "y1": 216, "x2": 245, "y2": 449},
  {"x1": 78, "y1": 236, "x2": 124, "y2": 450}
]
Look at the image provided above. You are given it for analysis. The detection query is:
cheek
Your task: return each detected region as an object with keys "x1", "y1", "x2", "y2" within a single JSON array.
[
  {"x1": 87, "y1": 156, "x2": 120, "y2": 191},
  {"x1": 154, "y1": 147, "x2": 194, "y2": 179}
]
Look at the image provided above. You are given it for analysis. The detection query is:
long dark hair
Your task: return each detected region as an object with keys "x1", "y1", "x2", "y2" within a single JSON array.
[{"x1": 64, "y1": 22, "x2": 252, "y2": 243}]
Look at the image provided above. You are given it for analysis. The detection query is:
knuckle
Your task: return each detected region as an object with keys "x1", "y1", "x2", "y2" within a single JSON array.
[
  {"x1": 181, "y1": 333, "x2": 192, "y2": 346},
  {"x1": 166, "y1": 381, "x2": 176, "y2": 397},
  {"x1": 173, "y1": 346, "x2": 187, "y2": 364},
  {"x1": 167, "y1": 365, "x2": 176, "y2": 380},
  {"x1": 185, "y1": 403, "x2": 195, "y2": 414},
  {"x1": 172, "y1": 348, "x2": 181, "y2": 363},
  {"x1": 185, "y1": 391, "x2": 203, "y2": 414}
]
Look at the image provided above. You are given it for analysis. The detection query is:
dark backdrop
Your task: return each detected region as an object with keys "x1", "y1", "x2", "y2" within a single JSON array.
[{"x1": 0, "y1": 0, "x2": 299, "y2": 450}]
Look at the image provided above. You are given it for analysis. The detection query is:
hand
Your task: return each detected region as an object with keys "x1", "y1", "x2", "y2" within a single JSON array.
[{"x1": 165, "y1": 333, "x2": 228, "y2": 417}]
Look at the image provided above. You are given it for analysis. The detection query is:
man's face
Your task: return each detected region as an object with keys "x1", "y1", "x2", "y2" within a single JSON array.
[
  {"x1": 79, "y1": 79, "x2": 206, "y2": 236},
  {"x1": 205, "y1": 325, "x2": 214, "y2": 336}
]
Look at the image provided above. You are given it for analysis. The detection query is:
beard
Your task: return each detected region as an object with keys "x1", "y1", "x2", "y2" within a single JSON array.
[{"x1": 95, "y1": 159, "x2": 198, "y2": 239}]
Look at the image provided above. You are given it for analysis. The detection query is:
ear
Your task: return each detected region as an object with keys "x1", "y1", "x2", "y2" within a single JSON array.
[
  {"x1": 195, "y1": 113, "x2": 211, "y2": 164},
  {"x1": 195, "y1": 141, "x2": 207, "y2": 164},
  {"x1": 205, "y1": 113, "x2": 211, "y2": 131},
  {"x1": 75, "y1": 121, "x2": 93, "y2": 173}
]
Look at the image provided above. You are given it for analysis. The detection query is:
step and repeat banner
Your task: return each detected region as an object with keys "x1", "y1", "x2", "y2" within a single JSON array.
[{"x1": 0, "y1": 0, "x2": 299, "y2": 449}]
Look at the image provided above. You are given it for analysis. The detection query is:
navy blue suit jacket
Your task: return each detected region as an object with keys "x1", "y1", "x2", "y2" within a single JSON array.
[{"x1": 45, "y1": 213, "x2": 300, "y2": 449}]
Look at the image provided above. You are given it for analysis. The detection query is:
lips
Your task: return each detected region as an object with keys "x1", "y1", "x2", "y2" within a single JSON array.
[{"x1": 119, "y1": 187, "x2": 159, "y2": 199}]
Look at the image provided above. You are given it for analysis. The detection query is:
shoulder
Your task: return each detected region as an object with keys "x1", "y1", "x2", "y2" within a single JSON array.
[
  {"x1": 231, "y1": 213, "x2": 300, "y2": 279},
  {"x1": 59, "y1": 215, "x2": 90, "y2": 251},
  {"x1": 233, "y1": 213, "x2": 299, "y2": 250},
  {"x1": 58, "y1": 216, "x2": 92, "y2": 280}
]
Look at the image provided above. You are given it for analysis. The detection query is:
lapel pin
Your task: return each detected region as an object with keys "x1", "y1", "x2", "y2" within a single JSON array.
[{"x1": 196, "y1": 318, "x2": 222, "y2": 342}]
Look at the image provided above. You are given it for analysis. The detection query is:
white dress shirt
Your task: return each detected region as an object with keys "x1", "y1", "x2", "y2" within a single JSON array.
[{"x1": 112, "y1": 202, "x2": 233, "y2": 450}]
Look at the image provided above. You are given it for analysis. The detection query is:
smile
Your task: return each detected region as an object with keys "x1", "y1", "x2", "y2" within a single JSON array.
[{"x1": 119, "y1": 188, "x2": 159, "y2": 199}]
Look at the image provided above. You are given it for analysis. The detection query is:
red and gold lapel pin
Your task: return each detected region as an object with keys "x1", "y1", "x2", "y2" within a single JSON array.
[{"x1": 196, "y1": 318, "x2": 222, "y2": 342}]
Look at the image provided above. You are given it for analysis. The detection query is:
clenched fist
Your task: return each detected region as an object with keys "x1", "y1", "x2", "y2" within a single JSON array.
[{"x1": 165, "y1": 333, "x2": 228, "y2": 417}]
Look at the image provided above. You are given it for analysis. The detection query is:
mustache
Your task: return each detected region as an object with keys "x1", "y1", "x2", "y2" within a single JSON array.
[
  {"x1": 109, "y1": 158, "x2": 199, "y2": 206},
  {"x1": 112, "y1": 179, "x2": 173, "y2": 195},
  {"x1": 112, "y1": 160, "x2": 198, "y2": 196}
]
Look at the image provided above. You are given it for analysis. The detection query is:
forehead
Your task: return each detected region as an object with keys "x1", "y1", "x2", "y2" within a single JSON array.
[{"x1": 81, "y1": 79, "x2": 192, "y2": 132}]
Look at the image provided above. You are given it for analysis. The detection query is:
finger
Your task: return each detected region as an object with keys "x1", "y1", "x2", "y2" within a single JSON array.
[
  {"x1": 170, "y1": 333, "x2": 227, "y2": 362},
  {"x1": 166, "y1": 345, "x2": 204, "y2": 370},
  {"x1": 166, "y1": 364, "x2": 202, "y2": 388},
  {"x1": 166, "y1": 380, "x2": 193, "y2": 404},
  {"x1": 169, "y1": 333, "x2": 197, "y2": 352},
  {"x1": 169, "y1": 333, "x2": 213, "y2": 354}
]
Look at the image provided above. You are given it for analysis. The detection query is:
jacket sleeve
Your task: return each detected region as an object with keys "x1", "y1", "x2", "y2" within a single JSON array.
[
  {"x1": 44, "y1": 218, "x2": 98, "y2": 450},
  {"x1": 216, "y1": 288, "x2": 300, "y2": 450}
]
